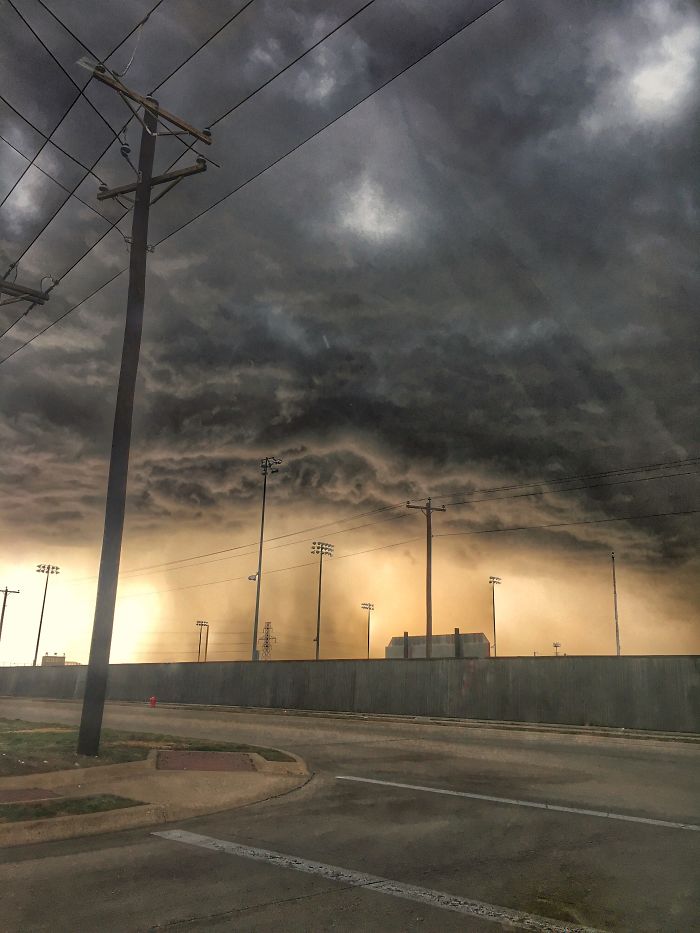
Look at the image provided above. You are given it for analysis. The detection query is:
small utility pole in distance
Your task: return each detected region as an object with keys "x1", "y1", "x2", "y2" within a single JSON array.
[
  {"x1": 0, "y1": 587, "x2": 20, "y2": 650},
  {"x1": 251, "y1": 457, "x2": 282, "y2": 661},
  {"x1": 406, "y1": 498, "x2": 446, "y2": 659},
  {"x1": 77, "y1": 65, "x2": 212, "y2": 757},
  {"x1": 196, "y1": 620, "x2": 209, "y2": 662},
  {"x1": 361, "y1": 602, "x2": 374, "y2": 659},
  {"x1": 553, "y1": 641, "x2": 561, "y2": 657},
  {"x1": 489, "y1": 575, "x2": 501, "y2": 657},
  {"x1": 311, "y1": 542, "x2": 333, "y2": 660},
  {"x1": 34, "y1": 564, "x2": 59, "y2": 666},
  {"x1": 611, "y1": 551, "x2": 621, "y2": 656}
]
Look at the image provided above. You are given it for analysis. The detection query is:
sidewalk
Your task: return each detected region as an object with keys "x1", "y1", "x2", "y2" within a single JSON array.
[{"x1": 0, "y1": 747, "x2": 310, "y2": 847}]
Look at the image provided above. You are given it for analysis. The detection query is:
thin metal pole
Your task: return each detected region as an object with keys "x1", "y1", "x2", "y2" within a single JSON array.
[
  {"x1": 367, "y1": 607, "x2": 371, "y2": 660},
  {"x1": 33, "y1": 573, "x2": 50, "y2": 667},
  {"x1": 252, "y1": 469, "x2": 268, "y2": 661},
  {"x1": 197, "y1": 625, "x2": 203, "y2": 663},
  {"x1": 611, "y1": 551, "x2": 621, "y2": 656},
  {"x1": 0, "y1": 588, "x2": 19, "y2": 648},
  {"x1": 426, "y1": 498, "x2": 432, "y2": 660},
  {"x1": 492, "y1": 583, "x2": 497, "y2": 658},
  {"x1": 78, "y1": 104, "x2": 157, "y2": 756},
  {"x1": 315, "y1": 551, "x2": 324, "y2": 661},
  {"x1": 204, "y1": 624, "x2": 209, "y2": 662},
  {"x1": 0, "y1": 590, "x2": 7, "y2": 647}
]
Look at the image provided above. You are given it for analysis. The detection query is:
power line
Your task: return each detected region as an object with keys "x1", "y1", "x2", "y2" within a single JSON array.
[
  {"x1": 7, "y1": 0, "x2": 122, "y2": 144},
  {"x1": 33, "y1": 0, "x2": 165, "y2": 70},
  {"x1": 438, "y1": 456, "x2": 700, "y2": 505},
  {"x1": 147, "y1": 0, "x2": 257, "y2": 96},
  {"x1": 117, "y1": 505, "x2": 699, "y2": 603},
  {"x1": 434, "y1": 507, "x2": 700, "y2": 539},
  {"x1": 155, "y1": 1, "x2": 507, "y2": 247},
  {"x1": 0, "y1": 0, "x2": 228, "y2": 327},
  {"x1": 63, "y1": 455, "x2": 700, "y2": 584},
  {"x1": 0, "y1": 93, "x2": 107, "y2": 186},
  {"x1": 0, "y1": 267, "x2": 126, "y2": 365},
  {"x1": 114, "y1": 511, "x2": 413, "y2": 580},
  {"x1": 0, "y1": 130, "x2": 110, "y2": 223},
  {"x1": 0, "y1": 0, "x2": 164, "y2": 211},
  {"x1": 1, "y1": 0, "x2": 377, "y2": 348},
  {"x1": 444, "y1": 468, "x2": 699, "y2": 508},
  {"x1": 0, "y1": 0, "x2": 505, "y2": 365}
]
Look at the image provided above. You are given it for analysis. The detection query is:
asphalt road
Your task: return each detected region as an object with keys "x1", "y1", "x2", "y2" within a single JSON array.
[{"x1": 0, "y1": 698, "x2": 698, "y2": 932}]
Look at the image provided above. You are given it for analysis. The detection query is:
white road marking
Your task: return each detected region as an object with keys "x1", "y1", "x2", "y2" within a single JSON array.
[
  {"x1": 336, "y1": 775, "x2": 700, "y2": 831},
  {"x1": 154, "y1": 829, "x2": 605, "y2": 932}
]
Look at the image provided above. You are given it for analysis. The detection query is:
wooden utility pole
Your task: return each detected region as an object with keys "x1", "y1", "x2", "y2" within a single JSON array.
[
  {"x1": 77, "y1": 67, "x2": 211, "y2": 756},
  {"x1": 0, "y1": 587, "x2": 19, "y2": 649},
  {"x1": 406, "y1": 498, "x2": 446, "y2": 659}
]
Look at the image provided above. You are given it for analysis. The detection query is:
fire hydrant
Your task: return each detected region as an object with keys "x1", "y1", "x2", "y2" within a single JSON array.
[{"x1": 149, "y1": 696, "x2": 157, "y2": 708}]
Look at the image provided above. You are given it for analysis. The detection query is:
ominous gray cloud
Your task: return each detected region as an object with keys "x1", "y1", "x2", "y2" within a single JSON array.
[{"x1": 0, "y1": 0, "x2": 698, "y2": 659}]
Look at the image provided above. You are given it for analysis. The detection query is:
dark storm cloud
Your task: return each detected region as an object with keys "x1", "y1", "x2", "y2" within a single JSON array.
[{"x1": 1, "y1": 0, "x2": 698, "y2": 577}]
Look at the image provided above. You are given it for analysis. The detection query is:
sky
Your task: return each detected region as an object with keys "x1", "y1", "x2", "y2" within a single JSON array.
[{"x1": 0, "y1": 0, "x2": 698, "y2": 667}]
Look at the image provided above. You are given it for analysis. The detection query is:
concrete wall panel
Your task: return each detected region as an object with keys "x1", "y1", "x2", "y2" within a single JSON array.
[{"x1": 1, "y1": 656, "x2": 698, "y2": 733}]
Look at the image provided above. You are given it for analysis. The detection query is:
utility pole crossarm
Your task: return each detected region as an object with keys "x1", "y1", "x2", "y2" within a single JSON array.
[
  {"x1": 83, "y1": 63, "x2": 212, "y2": 145},
  {"x1": 0, "y1": 280, "x2": 50, "y2": 304},
  {"x1": 97, "y1": 160, "x2": 207, "y2": 201}
]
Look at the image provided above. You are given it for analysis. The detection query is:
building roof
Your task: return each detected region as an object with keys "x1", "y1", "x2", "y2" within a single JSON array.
[{"x1": 387, "y1": 633, "x2": 488, "y2": 645}]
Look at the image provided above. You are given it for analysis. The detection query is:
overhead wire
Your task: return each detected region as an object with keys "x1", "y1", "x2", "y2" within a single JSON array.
[
  {"x1": 113, "y1": 505, "x2": 698, "y2": 602},
  {"x1": 0, "y1": 0, "x2": 256, "y2": 344},
  {"x1": 0, "y1": 130, "x2": 110, "y2": 223},
  {"x1": 62, "y1": 454, "x2": 698, "y2": 585},
  {"x1": 442, "y1": 468, "x2": 699, "y2": 508},
  {"x1": 0, "y1": 0, "x2": 167, "y2": 318},
  {"x1": 6, "y1": 0, "x2": 123, "y2": 144},
  {"x1": 0, "y1": 0, "x2": 505, "y2": 364},
  {"x1": 435, "y1": 507, "x2": 700, "y2": 539},
  {"x1": 0, "y1": 92, "x2": 107, "y2": 186},
  {"x1": 436, "y1": 455, "x2": 700, "y2": 505}
]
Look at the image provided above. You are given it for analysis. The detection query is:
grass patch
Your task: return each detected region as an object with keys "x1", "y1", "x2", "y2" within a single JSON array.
[
  {"x1": 0, "y1": 794, "x2": 142, "y2": 823},
  {"x1": 0, "y1": 718, "x2": 294, "y2": 775}
]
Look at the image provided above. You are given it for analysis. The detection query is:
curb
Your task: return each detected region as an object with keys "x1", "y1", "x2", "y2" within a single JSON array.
[
  {"x1": 112, "y1": 701, "x2": 700, "y2": 745},
  {"x1": 0, "y1": 802, "x2": 167, "y2": 848},
  {"x1": 0, "y1": 749, "x2": 158, "y2": 790},
  {"x1": 2, "y1": 696, "x2": 697, "y2": 744}
]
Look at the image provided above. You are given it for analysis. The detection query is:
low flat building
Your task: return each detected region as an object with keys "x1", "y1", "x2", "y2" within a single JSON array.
[
  {"x1": 385, "y1": 632, "x2": 490, "y2": 659},
  {"x1": 41, "y1": 653, "x2": 65, "y2": 667}
]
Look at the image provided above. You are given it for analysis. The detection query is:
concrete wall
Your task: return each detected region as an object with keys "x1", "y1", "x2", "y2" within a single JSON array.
[{"x1": 1, "y1": 656, "x2": 698, "y2": 732}]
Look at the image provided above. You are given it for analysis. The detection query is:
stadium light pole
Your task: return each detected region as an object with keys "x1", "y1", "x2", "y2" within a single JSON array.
[
  {"x1": 489, "y1": 575, "x2": 501, "y2": 657},
  {"x1": 361, "y1": 602, "x2": 375, "y2": 659},
  {"x1": 553, "y1": 641, "x2": 561, "y2": 657},
  {"x1": 34, "y1": 564, "x2": 59, "y2": 666},
  {"x1": 311, "y1": 542, "x2": 333, "y2": 660},
  {"x1": 251, "y1": 456, "x2": 282, "y2": 661}
]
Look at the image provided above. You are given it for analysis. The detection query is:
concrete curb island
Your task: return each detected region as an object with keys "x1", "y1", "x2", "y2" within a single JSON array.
[{"x1": 0, "y1": 747, "x2": 311, "y2": 848}]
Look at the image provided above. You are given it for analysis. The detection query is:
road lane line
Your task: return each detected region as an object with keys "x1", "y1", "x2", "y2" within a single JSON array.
[
  {"x1": 335, "y1": 775, "x2": 700, "y2": 831},
  {"x1": 154, "y1": 829, "x2": 605, "y2": 932}
]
